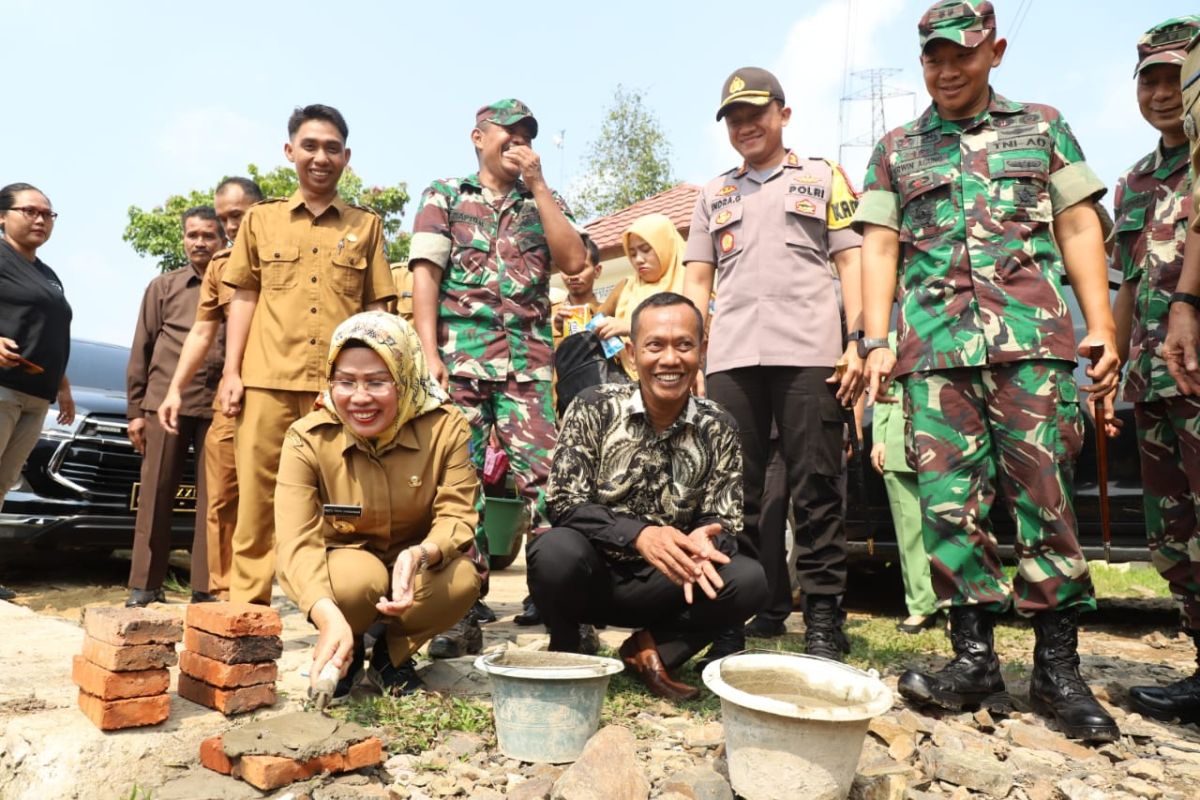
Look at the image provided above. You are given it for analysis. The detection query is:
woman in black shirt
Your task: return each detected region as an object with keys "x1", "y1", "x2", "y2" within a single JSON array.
[{"x1": 0, "y1": 183, "x2": 73, "y2": 598}]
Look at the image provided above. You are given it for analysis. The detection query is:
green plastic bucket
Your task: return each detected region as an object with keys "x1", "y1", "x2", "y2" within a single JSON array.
[
  {"x1": 483, "y1": 496, "x2": 524, "y2": 558},
  {"x1": 475, "y1": 651, "x2": 624, "y2": 763}
]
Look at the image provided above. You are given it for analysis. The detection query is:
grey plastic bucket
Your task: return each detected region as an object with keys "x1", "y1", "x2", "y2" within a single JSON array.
[
  {"x1": 702, "y1": 652, "x2": 894, "y2": 800},
  {"x1": 475, "y1": 650, "x2": 624, "y2": 763}
]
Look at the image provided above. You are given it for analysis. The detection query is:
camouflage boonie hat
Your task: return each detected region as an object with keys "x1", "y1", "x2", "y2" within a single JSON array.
[
  {"x1": 715, "y1": 67, "x2": 786, "y2": 121},
  {"x1": 1134, "y1": 16, "x2": 1200, "y2": 77},
  {"x1": 918, "y1": 0, "x2": 996, "y2": 50},
  {"x1": 475, "y1": 99, "x2": 539, "y2": 138}
]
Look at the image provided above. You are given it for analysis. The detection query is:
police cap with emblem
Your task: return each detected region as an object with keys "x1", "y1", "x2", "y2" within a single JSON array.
[
  {"x1": 715, "y1": 67, "x2": 786, "y2": 122},
  {"x1": 918, "y1": 0, "x2": 996, "y2": 51},
  {"x1": 1134, "y1": 16, "x2": 1200, "y2": 78}
]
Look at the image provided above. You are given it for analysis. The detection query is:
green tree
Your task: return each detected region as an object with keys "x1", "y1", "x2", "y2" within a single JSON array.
[
  {"x1": 123, "y1": 165, "x2": 410, "y2": 272},
  {"x1": 572, "y1": 85, "x2": 675, "y2": 220}
]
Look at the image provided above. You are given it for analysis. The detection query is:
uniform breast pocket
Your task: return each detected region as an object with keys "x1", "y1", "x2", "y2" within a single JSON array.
[
  {"x1": 898, "y1": 171, "x2": 954, "y2": 243},
  {"x1": 258, "y1": 244, "x2": 300, "y2": 291},
  {"x1": 708, "y1": 203, "x2": 744, "y2": 265},
  {"x1": 448, "y1": 240, "x2": 491, "y2": 286},
  {"x1": 783, "y1": 192, "x2": 826, "y2": 253},
  {"x1": 331, "y1": 247, "x2": 368, "y2": 297},
  {"x1": 986, "y1": 149, "x2": 1053, "y2": 224},
  {"x1": 514, "y1": 228, "x2": 550, "y2": 283}
]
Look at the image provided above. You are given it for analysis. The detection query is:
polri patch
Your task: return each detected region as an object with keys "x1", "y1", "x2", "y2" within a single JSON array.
[{"x1": 720, "y1": 232, "x2": 736, "y2": 254}]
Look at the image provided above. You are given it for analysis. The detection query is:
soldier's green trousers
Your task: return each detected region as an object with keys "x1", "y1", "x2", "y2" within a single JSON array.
[
  {"x1": 1135, "y1": 395, "x2": 1200, "y2": 630},
  {"x1": 449, "y1": 376, "x2": 556, "y2": 565},
  {"x1": 901, "y1": 361, "x2": 1095, "y2": 616}
]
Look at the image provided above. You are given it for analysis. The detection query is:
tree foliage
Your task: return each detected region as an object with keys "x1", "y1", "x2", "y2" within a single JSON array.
[
  {"x1": 123, "y1": 165, "x2": 410, "y2": 272},
  {"x1": 572, "y1": 85, "x2": 675, "y2": 220}
]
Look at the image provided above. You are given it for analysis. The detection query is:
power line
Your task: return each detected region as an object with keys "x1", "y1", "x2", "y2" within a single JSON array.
[{"x1": 1008, "y1": 0, "x2": 1034, "y2": 46}]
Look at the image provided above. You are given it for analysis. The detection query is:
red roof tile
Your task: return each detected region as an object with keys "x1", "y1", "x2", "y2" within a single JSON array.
[{"x1": 584, "y1": 183, "x2": 701, "y2": 258}]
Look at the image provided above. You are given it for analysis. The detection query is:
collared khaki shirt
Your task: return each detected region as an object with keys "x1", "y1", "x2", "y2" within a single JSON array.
[
  {"x1": 274, "y1": 404, "x2": 479, "y2": 615},
  {"x1": 196, "y1": 249, "x2": 235, "y2": 323},
  {"x1": 222, "y1": 191, "x2": 396, "y2": 392},
  {"x1": 127, "y1": 262, "x2": 221, "y2": 419},
  {"x1": 390, "y1": 264, "x2": 415, "y2": 323}
]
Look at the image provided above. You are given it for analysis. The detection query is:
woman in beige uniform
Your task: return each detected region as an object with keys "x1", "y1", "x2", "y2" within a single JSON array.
[{"x1": 276, "y1": 311, "x2": 480, "y2": 696}]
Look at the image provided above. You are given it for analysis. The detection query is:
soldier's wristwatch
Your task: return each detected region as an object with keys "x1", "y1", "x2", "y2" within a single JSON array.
[
  {"x1": 1170, "y1": 292, "x2": 1200, "y2": 311},
  {"x1": 857, "y1": 337, "x2": 891, "y2": 358}
]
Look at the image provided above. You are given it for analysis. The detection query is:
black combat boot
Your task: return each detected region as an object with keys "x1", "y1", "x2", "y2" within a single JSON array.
[
  {"x1": 1128, "y1": 629, "x2": 1200, "y2": 725},
  {"x1": 899, "y1": 605, "x2": 1006, "y2": 710},
  {"x1": 1029, "y1": 609, "x2": 1119, "y2": 742},
  {"x1": 803, "y1": 595, "x2": 850, "y2": 661}
]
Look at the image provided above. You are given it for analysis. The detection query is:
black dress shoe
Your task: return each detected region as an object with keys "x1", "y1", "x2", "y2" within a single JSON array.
[
  {"x1": 125, "y1": 588, "x2": 166, "y2": 608},
  {"x1": 190, "y1": 591, "x2": 219, "y2": 604},
  {"x1": 0, "y1": 585, "x2": 15, "y2": 601},
  {"x1": 514, "y1": 595, "x2": 542, "y2": 626},
  {"x1": 473, "y1": 598, "x2": 497, "y2": 624},
  {"x1": 375, "y1": 658, "x2": 423, "y2": 695},
  {"x1": 428, "y1": 609, "x2": 484, "y2": 659},
  {"x1": 696, "y1": 626, "x2": 746, "y2": 672}
]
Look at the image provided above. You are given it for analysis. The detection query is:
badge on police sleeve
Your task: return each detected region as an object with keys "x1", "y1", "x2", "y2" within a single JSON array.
[
  {"x1": 795, "y1": 199, "x2": 816, "y2": 215},
  {"x1": 717, "y1": 185, "x2": 738, "y2": 196},
  {"x1": 715, "y1": 210, "x2": 733, "y2": 225},
  {"x1": 331, "y1": 520, "x2": 356, "y2": 534},
  {"x1": 720, "y1": 232, "x2": 736, "y2": 254}
]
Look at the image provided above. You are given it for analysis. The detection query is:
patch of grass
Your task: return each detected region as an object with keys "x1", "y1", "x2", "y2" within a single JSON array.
[
  {"x1": 1088, "y1": 562, "x2": 1170, "y2": 599},
  {"x1": 162, "y1": 570, "x2": 190, "y2": 595},
  {"x1": 336, "y1": 691, "x2": 493, "y2": 754}
]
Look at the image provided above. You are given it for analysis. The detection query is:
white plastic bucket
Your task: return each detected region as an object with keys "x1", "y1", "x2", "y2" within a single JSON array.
[
  {"x1": 702, "y1": 653, "x2": 894, "y2": 800},
  {"x1": 475, "y1": 650, "x2": 624, "y2": 763}
]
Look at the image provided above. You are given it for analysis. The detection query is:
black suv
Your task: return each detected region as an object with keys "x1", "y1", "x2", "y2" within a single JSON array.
[
  {"x1": 846, "y1": 288, "x2": 1148, "y2": 564},
  {"x1": 0, "y1": 339, "x2": 198, "y2": 552}
]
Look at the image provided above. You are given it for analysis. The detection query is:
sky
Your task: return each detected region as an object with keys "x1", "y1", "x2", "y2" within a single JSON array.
[{"x1": 5, "y1": 0, "x2": 1196, "y2": 345}]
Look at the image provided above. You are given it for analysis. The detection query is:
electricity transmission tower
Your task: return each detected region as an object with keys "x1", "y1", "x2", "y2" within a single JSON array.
[{"x1": 838, "y1": 68, "x2": 914, "y2": 165}]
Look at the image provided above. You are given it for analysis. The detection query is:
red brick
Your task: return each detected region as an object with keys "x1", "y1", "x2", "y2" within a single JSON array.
[
  {"x1": 71, "y1": 655, "x2": 168, "y2": 700},
  {"x1": 77, "y1": 689, "x2": 169, "y2": 730},
  {"x1": 185, "y1": 602, "x2": 282, "y2": 638},
  {"x1": 177, "y1": 673, "x2": 276, "y2": 715},
  {"x1": 233, "y1": 754, "x2": 307, "y2": 790},
  {"x1": 179, "y1": 649, "x2": 277, "y2": 688},
  {"x1": 83, "y1": 606, "x2": 182, "y2": 646},
  {"x1": 346, "y1": 737, "x2": 384, "y2": 769},
  {"x1": 199, "y1": 736, "x2": 233, "y2": 775},
  {"x1": 81, "y1": 635, "x2": 177, "y2": 671},
  {"x1": 183, "y1": 627, "x2": 282, "y2": 664}
]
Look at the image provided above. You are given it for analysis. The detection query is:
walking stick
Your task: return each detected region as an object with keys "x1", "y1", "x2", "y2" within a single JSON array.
[{"x1": 1088, "y1": 344, "x2": 1112, "y2": 563}]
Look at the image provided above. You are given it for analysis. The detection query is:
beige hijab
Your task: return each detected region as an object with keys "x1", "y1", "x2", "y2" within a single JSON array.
[
  {"x1": 615, "y1": 213, "x2": 688, "y2": 379},
  {"x1": 323, "y1": 311, "x2": 448, "y2": 455}
]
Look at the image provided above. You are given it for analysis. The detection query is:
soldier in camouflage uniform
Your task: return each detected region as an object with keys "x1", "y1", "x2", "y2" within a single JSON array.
[
  {"x1": 1164, "y1": 35, "x2": 1200, "y2": 396},
  {"x1": 410, "y1": 99, "x2": 586, "y2": 657},
  {"x1": 1113, "y1": 17, "x2": 1200, "y2": 727},
  {"x1": 855, "y1": 0, "x2": 1121, "y2": 741}
]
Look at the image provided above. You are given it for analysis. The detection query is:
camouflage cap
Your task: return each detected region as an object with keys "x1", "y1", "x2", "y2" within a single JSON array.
[
  {"x1": 716, "y1": 67, "x2": 786, "y2": 122},
  {"x1": 918, "y1": 0, "x2": 996, "y2": 50},
  {"x1": 475, "y1": 99, "x2": 539, "y2": 138},
  {"x1": 1134, "y1": 16, "x2": 1200, "y2": 77}
]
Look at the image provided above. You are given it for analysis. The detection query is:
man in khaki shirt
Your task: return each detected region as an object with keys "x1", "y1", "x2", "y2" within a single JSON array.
[
  {"x1": 159, "y1": 177, "x2": 264, "y2": 600},
  {"x1": 126, "y1": 206, "x2": 225, "y2": 606},
  {"x1": 390, "y1": 263, "x2": 414, "y2": 323},
  {"x1": 220, "y1": 105, "x2": 396, "y2": 605}
]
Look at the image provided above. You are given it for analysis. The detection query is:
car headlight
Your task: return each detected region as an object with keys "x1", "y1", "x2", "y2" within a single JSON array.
[{"x1": 43, "y1": 408, "x2": 85, "y2": 440}]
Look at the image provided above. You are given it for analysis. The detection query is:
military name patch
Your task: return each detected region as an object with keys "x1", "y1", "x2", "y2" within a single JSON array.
[
  {"x1": 720, "y1": 232, "x2": 736, "y2": 253},
  {"x1": 717, "y1": 185, "x2": 739, "y2": 196},
  {"x1": 894, "y1": 155, "x2": 946, "y2": 177},
  {"x1": 794, "y1": 199, "x2": 817, "y2": 215},
  {"x1": 449, "y1": 210, "x2": 490, "y2": 227},
  {"x1": 896, "y1": 131, "x2": 940, "y2": 149},
  {"x1": 714, "y1": 210, "x2": 733, "y2": 225},
  {"x1": 711, "y1": 195, "x2": 741, "y2": 212},
  {"x1": 323, "y1": 504, "x2": 363, "y2": 517},
  {"x1": 1003, "y1": 157, "x2": 1047, "y2": 173}
]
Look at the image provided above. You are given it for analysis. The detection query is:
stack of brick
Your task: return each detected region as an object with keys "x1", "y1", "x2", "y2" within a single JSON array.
[
  {"x1": 74, "y1": 606, "x2": 181, "y2": 731},
  {"x1": 178, "y1": 602, "x2": 281, "y2": 715}
]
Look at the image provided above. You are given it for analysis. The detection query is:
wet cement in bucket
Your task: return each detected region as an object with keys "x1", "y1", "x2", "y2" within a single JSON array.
[
  {"x1": 719, "y1": 664, "x2": 881, "y2": 717},
  {"x1": 490, "y1": 650, "x2": 605, "y2": 669}
]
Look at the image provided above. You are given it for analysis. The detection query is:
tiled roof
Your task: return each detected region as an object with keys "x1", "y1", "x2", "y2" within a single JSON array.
[{"x1": 584, "y1": 183, "x2": 701, "y2": 258}]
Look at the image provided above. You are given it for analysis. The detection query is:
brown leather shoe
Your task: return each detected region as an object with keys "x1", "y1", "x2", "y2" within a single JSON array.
[{"x1": 619, "y1": 629, "x2": 700, "y2": 702}]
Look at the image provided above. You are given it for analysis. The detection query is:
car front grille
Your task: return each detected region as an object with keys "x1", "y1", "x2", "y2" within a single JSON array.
[{"x1": 48, "y1": 414, "x2": 196, "y2": 506}]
